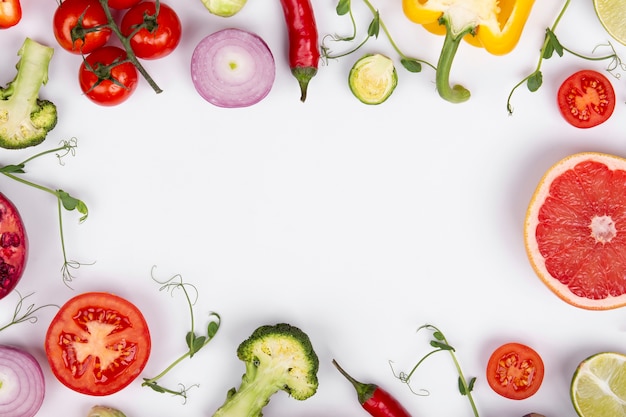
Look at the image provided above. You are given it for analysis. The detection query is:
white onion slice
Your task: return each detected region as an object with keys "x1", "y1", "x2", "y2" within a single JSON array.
[
  {"x1": 0, "y1": 346, "x2": 45, "y2": 417},
  {"x1": 191, "y1": 28, "x2": 276, "y2": 108}
]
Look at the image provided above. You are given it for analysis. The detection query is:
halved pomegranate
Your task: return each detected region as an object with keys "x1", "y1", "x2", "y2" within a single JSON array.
[{"x1": 0, "y1": 192, "x2": 27, "y2": 300}]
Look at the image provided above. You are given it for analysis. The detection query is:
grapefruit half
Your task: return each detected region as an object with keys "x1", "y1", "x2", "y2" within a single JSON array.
[{"x1": 524, "y1": 152, "x2": 626, "y2": 310}]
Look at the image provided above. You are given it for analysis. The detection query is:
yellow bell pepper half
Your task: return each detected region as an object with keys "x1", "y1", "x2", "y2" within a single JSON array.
[{"x1": 402, "y1": 0, "x2": 536, "y2": 103}]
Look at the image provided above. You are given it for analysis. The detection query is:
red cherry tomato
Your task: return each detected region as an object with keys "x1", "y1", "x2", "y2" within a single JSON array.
[
  {"x1": 44, "y1": 292, "x2": 151, "y2": 396},
  {"x1": 557, "y1": 69, "x2": 615, "y2": 129},
  {"x1": 107, "y1": 0, "x2": 142, "y2": 9},
  {"x1": 486, "y1": 342, "x2": 544, "y2": 400},
  {"x1": 120, "y1": 1, "x2": 181, "y2": 60},
  {"x1": 53, "y1": 0, "x2": 112, "y2": 54},
  {"x1": 0, "y1": 0, "x2": 22, "y2": 29},
  {"x1": 0, "y1": 192, "x2": 27, "y2": 301},
  {"x1": 79, "y1": 46, "x2": 139, "y2": 106}
]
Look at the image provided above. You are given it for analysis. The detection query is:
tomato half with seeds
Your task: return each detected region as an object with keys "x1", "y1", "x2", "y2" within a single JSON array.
[
  {"x1": 557, "y1": 69, "x2": 615, "y2": 129},
  {"x1": 0, "y1": 193, "x2": 27, "y2": 301},
  {"x1": 44, "y1": 292, "x2": 151, "y2": 396},
  {"x1": 486, "y1": 342, "x2": 544, "y2": 400}
]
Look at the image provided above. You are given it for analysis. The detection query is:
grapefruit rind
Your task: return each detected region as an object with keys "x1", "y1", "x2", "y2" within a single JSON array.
[
  {"x1": 571, "y1": 352, "x2": 626, "y2": 417},
  {"x1": 524, "y1": 152, "x2": 626, "y2": 310}
]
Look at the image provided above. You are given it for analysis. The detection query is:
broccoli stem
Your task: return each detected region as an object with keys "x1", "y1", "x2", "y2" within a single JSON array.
[
  {"x1": 212, "y1": 372, "x2": 282, "y2": 417},
  {"x1": 435, "y1": 18, "x2": 473, "y2": 103}
]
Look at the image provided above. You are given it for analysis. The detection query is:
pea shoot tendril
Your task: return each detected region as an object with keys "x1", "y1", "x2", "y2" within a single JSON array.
[
  {"x1": 0, "y1": 291, "x2": 58, "y2": 333},
  {"x1": 0, "y1": 138, "x2": 90, "y2": 285},
  {"x1": 142, "y1": 266, "x2": 221, "y2": 401},
  {"x1": 321, "y1": 0, "x2": 434, "y2": 73},
  {"x1": 391, "y1": 324, "x2": 480, "y2": 417}
]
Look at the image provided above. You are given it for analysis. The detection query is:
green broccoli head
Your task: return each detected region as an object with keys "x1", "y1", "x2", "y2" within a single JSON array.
[
  {"x1": 0, "y1": 38, "x2": 57, "y2": 150},
  {"x1": 213, "y1": 323, "x2": 320, "y2": 417}
]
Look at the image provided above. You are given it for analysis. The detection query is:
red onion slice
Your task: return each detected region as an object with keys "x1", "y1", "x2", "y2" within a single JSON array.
[
  {"x1": 0, "y1": 346, "x2": 45, "y2": 417},
  {"x1": 191, "y1": 28, "x2": 275, "y2": 108}
]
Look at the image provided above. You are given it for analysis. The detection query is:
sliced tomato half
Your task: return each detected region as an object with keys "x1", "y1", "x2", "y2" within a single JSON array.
[
  {"x1": 486, "y1": 342, "x2": 544, "y2": 400},
  {"x1": 557, "y1": 69, "x2": 615, "y2": 129},
  {"x1": 44, "y1": 292, "x2": 151, "y2": 396}
]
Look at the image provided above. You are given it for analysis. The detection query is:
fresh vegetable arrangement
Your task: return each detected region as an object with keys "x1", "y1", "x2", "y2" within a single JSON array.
[{"x1": 2, "y1": 1, "x2": 626, "y2": 417}]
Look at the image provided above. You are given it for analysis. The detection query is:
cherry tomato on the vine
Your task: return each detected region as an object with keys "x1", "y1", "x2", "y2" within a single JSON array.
[
  {"x1": 44, "y1": 292, "x2": 151, "y2": 396},
  {"x1": 53, "y1": 0, "x2": 112, "y2": 54},
  {"x1": 486, "y1": 342, "x2": 544, "y2": 400},
  {"x1": 107, "y1": 0, "x2": 142, "y2": 9},
  {"x1": 120, "y1": 1, "x2": 181, "y2": 60},
  {"x1": 79, "y1": 46, "x2": 139, "y2": 106},
  {"x1": 0, "y1": 0, "x2": 22, "y2": 29},
  {"x1": 557, "y1": 69, "x2": 615, "y2": 129}
]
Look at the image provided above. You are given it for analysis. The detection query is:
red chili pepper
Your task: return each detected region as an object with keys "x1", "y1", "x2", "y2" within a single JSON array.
[
  {"x1": 278, "y1": 0, "x2": 320, "y2": 102},
  {"x1": 0, "y1": 0, "x2": 22, "y2": 29},
  {"x1": 333, "y1": 359, "x2": 413, "y2": 417}
]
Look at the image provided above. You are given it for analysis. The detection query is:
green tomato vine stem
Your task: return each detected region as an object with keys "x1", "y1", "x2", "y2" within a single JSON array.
[{"x1": 96, "y1": 0, "x2": 163, "y2": 93}]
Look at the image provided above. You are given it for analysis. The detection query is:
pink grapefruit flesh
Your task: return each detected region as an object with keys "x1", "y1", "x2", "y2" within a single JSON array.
[{"x1": 524, "y1": 152, "x2": 626, "y2": 310}]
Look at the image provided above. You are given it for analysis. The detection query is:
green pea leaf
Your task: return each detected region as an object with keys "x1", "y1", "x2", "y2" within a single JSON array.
[
  {"x1": 543, "y1": 28, "x2": 563, "y2": 59},
  {"x1": 208, "y1": 320, "x2": 219, "y2": 338},
  {"x1": 527, "y1": 71, "x2": 543, "y2": 92},
  {"x1": 367, "y1": 14, "x2": 380, "y2": 38},
  {"x1": 430, "y1": 340, "x2": 455, "y2": 351},
  {"x1": 336, "y1": 0, "x2": 350, "y2": 16},
  {"x1": 185, "y1": 331, "x2": 196, "y2": 349},
  {"x1": 401, "y1": 58, "x2": 422, "y2": 73},
  {"x1": 458, "y1": 376, "x2": 476, "y2": 395},
  {"x1": 0, "y1": 164, "x2": 25, "y2": 174}
]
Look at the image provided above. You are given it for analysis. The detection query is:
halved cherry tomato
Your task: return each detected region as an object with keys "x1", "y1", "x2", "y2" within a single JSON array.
[
  {"x1": 0, "y1": 192, "x2": 27, "y2": 301},
  {"x1": 79, "y1": 46, "x2": 139, "y2": 106},
  {"x1": 44, "y1": 292, "x2": 151, "y2": 396},
  {"x1": 120, "y1": 1, "x2": 181, "y2": 60},
  {"x1": 107, "y1": 0, "x2": 142, "y2": 9},
  {"x1": 53, "y1": 0, "x2": 112, "y2": 54},
  {"x1": 486, "y1": 342, "x2": 544, "y2": 400},
  {"x1": 0, "y1": 0, "x2": 22, "y2": 29},
  {"x1": 557, "y1": 69, "x2": 615, "y2": 129}
]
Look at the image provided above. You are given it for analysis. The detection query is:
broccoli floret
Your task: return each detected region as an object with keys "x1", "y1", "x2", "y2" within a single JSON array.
[
  {"x1": 212, "y1": 323, "x2": 320, "y2": 417},
  {"x1": 0, "y1": 37, "x2": 57, "y2": 150}
]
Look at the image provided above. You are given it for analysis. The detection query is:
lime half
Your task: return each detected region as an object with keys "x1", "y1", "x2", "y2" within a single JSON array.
[
  {"x1": 594, "y1": 0, "x2": 626, "y2": 46},
  {"x1": 571, "y1": 352, "x2": 626, "y2": 417}
]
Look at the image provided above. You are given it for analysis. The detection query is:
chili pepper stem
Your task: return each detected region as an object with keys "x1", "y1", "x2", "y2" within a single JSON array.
[
  {"x1": 332, "y1": 359, "x2": 377, "y2": 405},
  {"x1": 293, "y1": 67, "x2": 317, "y2": 102},
  {"x1": 436, "y1": 20, "x2": 473, "y2": 103}
]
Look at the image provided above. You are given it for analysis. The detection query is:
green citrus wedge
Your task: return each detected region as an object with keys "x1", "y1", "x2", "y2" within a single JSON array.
[
  {"x1": 571, "y1": 352, "x2": 626, "y2": 417},
  {"x1": 594, "y1": 0, "x2": 626, "y2": 46}
]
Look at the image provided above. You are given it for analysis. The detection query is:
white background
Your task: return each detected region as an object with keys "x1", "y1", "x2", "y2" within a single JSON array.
[{"x1": 2, "y1": 1, "x2": 626, "y2": 416}]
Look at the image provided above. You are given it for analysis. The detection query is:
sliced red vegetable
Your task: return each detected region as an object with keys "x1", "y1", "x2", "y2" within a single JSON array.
[
  {"x1": 557, "y1": 69, "x2": 615, "y2": 129},
  {"x1": 486, "y1": 342, "x2": 544, "y2": 400},
  {"x1": 0, "y1": 192, "x2": 28, "y2": 301},
  {"x1": 190, "y1": 28, "x2": 275, "y2": 108},
  {"x1": 44, "y1": 292, "x2": 151, "y2": 396},
  {"x1": 0, "y1": 345, "x2": 45, "y2": 417}
]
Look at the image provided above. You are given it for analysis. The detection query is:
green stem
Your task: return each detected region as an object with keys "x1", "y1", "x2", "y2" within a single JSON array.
[
  {"x1": 142, "y1": 350, "x2": 192, "y2": 386},
  {"x1": 97, "y1": 0, "x2": 162, "y2": 93},
  {"x1": 436, "y1": 20, "x2": 473, "y2": 103},
  {"x1": 360, "y1": 0, "x2": 436, "y2": 70},
  {"x1": 450, "y1": 350, "x2": 479, "y2": 417}
]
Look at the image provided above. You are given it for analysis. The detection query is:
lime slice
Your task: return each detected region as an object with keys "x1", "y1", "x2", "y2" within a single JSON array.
[
  {"x1": 571, "y1": 352, "x2": 626, "y2": 417},
  {"x1": 594, "y1": 0, "x2": 626, "y2": 46}
]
